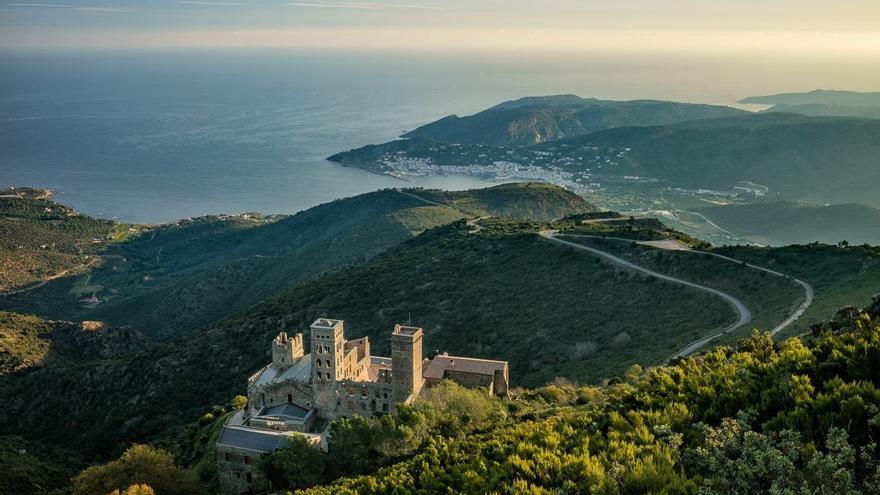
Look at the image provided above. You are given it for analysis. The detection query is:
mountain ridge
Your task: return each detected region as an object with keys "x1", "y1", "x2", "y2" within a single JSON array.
[{"x1": 400, "y1": 95, "x2": 747, "y2": 146}]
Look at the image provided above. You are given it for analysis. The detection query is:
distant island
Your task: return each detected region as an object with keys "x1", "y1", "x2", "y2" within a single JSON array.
[{"x1": 740, "y1": 89, "x2": 880, "y2": 118}]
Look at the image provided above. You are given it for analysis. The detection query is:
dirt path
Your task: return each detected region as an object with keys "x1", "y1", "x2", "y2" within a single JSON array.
[{"x1": 0, "y1": 256, "x2": 100, "y2": 297}]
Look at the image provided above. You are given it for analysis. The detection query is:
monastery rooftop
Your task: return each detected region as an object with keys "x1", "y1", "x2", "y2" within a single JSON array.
[{"x1": 424, "y1": 355, "x2": 508, "y2": 380}]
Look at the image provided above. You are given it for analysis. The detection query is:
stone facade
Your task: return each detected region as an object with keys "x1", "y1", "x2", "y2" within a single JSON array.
[{"x1": 217, "y1": 317, "x2": 509, "y2": 495}]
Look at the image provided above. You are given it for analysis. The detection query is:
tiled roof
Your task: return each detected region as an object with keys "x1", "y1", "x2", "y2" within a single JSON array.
[
  {"x1": 258, "y1": 402, "x2": 311, "y2": 420},
  {"x1": 252, "y1": 354, "x2": 312, "y2": 387},
  {"x1": 217, "y1": 426, "x2": 291, "y2": 453},
  {"x1": 424, "y1": 355, "x2": 508, "y2": 380}
]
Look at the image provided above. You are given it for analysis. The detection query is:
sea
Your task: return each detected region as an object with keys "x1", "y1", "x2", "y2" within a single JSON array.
[{"x1": 0, "y1": 49, "x2": 810, "y2": 223}]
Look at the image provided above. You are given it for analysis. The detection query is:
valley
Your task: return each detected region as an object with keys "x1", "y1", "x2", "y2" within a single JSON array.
[{"x1": 1, "y1": 182, "x2": 878, "y2": 494}]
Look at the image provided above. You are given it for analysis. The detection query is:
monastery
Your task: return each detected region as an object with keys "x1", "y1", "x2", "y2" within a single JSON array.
[{"x1": 216, "y1": 318, "x2": 509, "y2": 494}]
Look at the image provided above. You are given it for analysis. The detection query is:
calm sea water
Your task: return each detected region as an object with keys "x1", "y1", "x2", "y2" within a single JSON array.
[{"x1": 0, "y1": 49, "x2": 815, "y2": 223}]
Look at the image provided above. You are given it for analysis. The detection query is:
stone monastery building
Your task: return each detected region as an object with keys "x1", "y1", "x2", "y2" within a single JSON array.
[{"x1": 217, "y1": 318, "x2": 509, "y2": 494}]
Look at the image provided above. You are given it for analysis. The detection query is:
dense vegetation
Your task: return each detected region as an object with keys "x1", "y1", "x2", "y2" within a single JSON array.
[
  {"x1": 697, "y1": 200, "x2": 880, "y2": 246},
  {"x1": 0, "y1": 220, "x2": 740, "y2": 464},
  {"x1": 556, "y1": 236, "x2": 805, "y2": 334},
  {"x1": 0, "y1": 188, "x2": 122, "y2": 292},
  {"x1": 293, "y1": 297, "x2": 880, "y2": 494},
  {"x1": 3, "y1": 185, "x2": 879, "y2": 494},
  {"x1": 66, "y1": 296, "x2": 880, "y2": 495},
  {"x1": 716, "y1": 243, "x2": 880, "y2": 339},
  {"x1": 0, "y1": 311, "x2": 147, "y2": 375},
  {"x1": 399, "y1": 95, "x2": 745, "y2": 146},
  {"x1": 0, "y1": 183, "x2": 592, "y2": 339}
]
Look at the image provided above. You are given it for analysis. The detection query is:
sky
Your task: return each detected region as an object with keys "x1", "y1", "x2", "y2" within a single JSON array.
[{"x1": 1, "y1": 0, "x2": 879, "y2": 58}]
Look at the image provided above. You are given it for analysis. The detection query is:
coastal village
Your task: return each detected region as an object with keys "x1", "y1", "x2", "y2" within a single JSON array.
[{"x1": 216, "y1": 318, "x2": 509, "y2": 495}]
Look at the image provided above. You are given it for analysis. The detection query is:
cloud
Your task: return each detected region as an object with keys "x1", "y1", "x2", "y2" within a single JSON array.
[
  {"x1": 288, "y1": 1, "x2": 443, "y2": 10},
  {"x1": 178, "y1": 1, "x2": 250, "y2": 5},
  {"x1": 6, "y1": 3, "x2": 138, "y2": 12}
]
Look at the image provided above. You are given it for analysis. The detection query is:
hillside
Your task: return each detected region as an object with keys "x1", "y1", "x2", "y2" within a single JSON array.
[
  {"x1": 6, "y1": 214, "x2": 879, "y2": 470},
  {"x1": 0, "y1": 187, "x2": 125, "y2": 293},
  {"x1": 0, "y1": 183, "x2": 593, "y2": 339},
  {"x1": 296, "y1": 296, "x2": 880, "y2": 494},
  {"x1": 399, "y1": 95, "x2": 746, "y2": 146},
  {"x1": 740, "y1": 90, "x2": 880, "y2": 119},
  {"x1": 697, "y1": 201, "x2": 880, "y2": 246},
  {"x1": 334, "y1": 113, "x2": 880, "y2": 208}
]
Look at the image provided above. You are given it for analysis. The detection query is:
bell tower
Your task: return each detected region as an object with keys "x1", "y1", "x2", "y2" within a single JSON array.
[
  {"x1": 391, "y1": 324, "x2": 424, "y2": 403},
  {"x1": 310, "y1": 318, "x2": 345, "y2": 385}
]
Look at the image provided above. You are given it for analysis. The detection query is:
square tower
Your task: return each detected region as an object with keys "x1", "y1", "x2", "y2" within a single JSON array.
[
  {"x1": 310, "y1": 319, "x2": 345, "y2": 385},
  {"x1": 391, "y1": 324, "x2": 424, "y2": 403},
  {"x1": 272, "y1": 332, "x2": 304, "y2": 370}
]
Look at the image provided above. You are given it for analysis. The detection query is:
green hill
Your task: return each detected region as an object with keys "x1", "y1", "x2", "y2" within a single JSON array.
[
  {"x1": 399, "y1": 95, "x2": 746, "y2": 146},
  {"x1": 5, "y1": 215, "x2": 879, "y2": 469},
  {"x1": 331, "y1": 112, "x2": 880, "y2": 208},
  {"x1": 0, "y1": 183, "x2": 593, "y2": 339},
  {"x1": 616, "y1": 115, "x2": 880, "y2": 206},
  {"x1": 0, "y1": 187, "x2": 125, "y2": 293},
  {"x1": 697, "y1": 201, "x2": 880, "y2": 246},
  {"x1": 296, "y1": 296, "x2": 880, "y2": 494}
]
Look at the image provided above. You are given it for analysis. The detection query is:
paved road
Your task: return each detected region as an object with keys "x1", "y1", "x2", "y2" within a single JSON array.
[
  {"x1": 685, "y1": 249, "x2": 814, "y2": 337},
  {"x1": 539, "y1": 230, "x2": 753, "y2": 357},
  {"x1": 543, "y1": 232, "x2": 814, "y2": 356}
]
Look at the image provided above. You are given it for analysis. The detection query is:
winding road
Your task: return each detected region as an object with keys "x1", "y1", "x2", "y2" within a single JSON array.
[
  {"x1": 539, "y1": 231, "x2": 813, "y2": 357},
  {"x1": 394, "y1": 190, "x2": 813, "y2": 358}
]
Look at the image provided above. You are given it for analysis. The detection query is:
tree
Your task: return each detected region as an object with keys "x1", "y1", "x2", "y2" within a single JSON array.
[
  {"x1": 231, "y1": 395, "x2": 248, "y2": 410},
  {"x1": 71, "y1": 445, "x2": 202, "y2": 495},
  {"x1": 260, "y1": 435, "x2": 326, "y2": 490},
  {"x1": 109, "y1": 484, "x2": 156, "y2": 495}
]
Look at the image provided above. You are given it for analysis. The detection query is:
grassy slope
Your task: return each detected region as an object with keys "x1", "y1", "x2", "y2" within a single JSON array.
[
  {"x1": 299, "y1": 297, "x2": 880, "y2": 495},
  {"x1": 0, "y1": 189, "x2": 121, "y2": 291},
  {"x1": 558, "y1": 236, "x2": 805, "y2": 337},
  {"x1": 0, "y1": 311, "x2": 56, "y2": 374},
  {"x1": 715, "y1": 243, "x2": 880, "y2": 339},
  {"x1": 697, "y1": 201, "x2": 880, "y2": 246},
  {"x1": 0, "y1": 184, "x2": 593, "y2": 339}
]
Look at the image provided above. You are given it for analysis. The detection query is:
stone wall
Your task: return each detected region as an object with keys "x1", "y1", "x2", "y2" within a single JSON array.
[{"x1": 217, "y1": 444, "x2": 266, "y2": 495}]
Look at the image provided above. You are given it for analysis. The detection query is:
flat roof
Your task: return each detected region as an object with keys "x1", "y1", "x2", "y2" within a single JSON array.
[{"x1": 311, "y1": 318, "x2": 342, "y2": 328}]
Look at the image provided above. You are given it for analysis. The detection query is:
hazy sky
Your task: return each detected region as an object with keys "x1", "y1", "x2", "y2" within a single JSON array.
[{"x1": 2, "y1": 0, "x2": 879, "y2": 57}]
